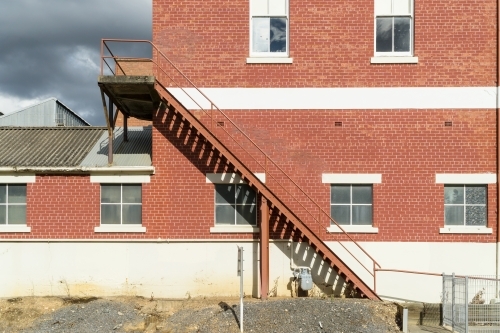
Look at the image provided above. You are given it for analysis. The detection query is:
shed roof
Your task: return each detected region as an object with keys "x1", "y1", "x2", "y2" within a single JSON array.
[{"x1": 0, "y1": 127, "x2": 105, "y2": 167}]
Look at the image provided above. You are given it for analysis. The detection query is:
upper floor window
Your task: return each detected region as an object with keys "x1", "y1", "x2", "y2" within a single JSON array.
[
  {"x1": 100, "y1": 184, "x2": 142, "y2": 225},
  {"x1": 374, "y1": 0, "x2": 413, "y2": 56},
  {"x1": 250, "y1": 0, "x2": 289, "y2": 57},
  {"x1": 0, "y1": 184, "x2": 27, "y2": 225},
  {"x1": 444, "y1": 185, "x2": 486, "y2": 227}
]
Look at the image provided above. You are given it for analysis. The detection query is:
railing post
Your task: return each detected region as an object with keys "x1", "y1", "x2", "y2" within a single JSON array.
[
  {"x1": 373, "y1": 263, "x2": 377, "y2": 293},
  {"x1": 452, "y1": 272, "x2": 455, "y2": 331},
  {"x1": 442, "y1": 273, "x2": 445, "y2": 326},
  {"x1": 465, "y1": 276, "x2": 469, "y2": 333}
]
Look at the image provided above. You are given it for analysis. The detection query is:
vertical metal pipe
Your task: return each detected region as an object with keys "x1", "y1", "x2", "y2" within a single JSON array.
[
  {"x1": 260, "y1": 196, "x2": 270, "y2": 300},
  {"x1": 465, "y1": 276, "x2": 469, "y2": 333},
  {"x1": 108, "y1": 97, "x2": 114, "y2": 165},
  {"x1": 452, "y1": 273, "x2": 455, "y2": 331},
  {"x1": 496, "y1": 0, "x2": 500, "y2": 298}
]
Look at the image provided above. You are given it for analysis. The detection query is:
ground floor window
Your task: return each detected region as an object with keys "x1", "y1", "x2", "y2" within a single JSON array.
[
  {"x1": 444, "y1": 185, "x2": 486, "y2": 226},
  {"x1": 330, "y1": 184, "x2": 373, "y2": 225},
  {"x1": 0, "y1": 184, "x2": 27, "y2": 225},
  {"x1": 215, "y1": 184, "x2": 257, "y2": 225},
  {"x1": 100, "y1": 184, "x2": 142, "y2": 224}
]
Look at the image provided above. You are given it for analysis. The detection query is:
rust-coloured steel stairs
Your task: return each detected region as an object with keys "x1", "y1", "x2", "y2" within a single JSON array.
[{"x1": 98, "y1": 39, "x2": 381, "y2": 300}]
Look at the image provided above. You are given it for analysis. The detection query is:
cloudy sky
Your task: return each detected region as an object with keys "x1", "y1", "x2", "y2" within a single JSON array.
[{"x1": 0, "y1": 0, "x2": 152, "y2": 125}]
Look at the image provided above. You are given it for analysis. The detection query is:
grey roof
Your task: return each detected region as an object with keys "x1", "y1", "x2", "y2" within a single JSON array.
[
  {"x1": 0, "y1": 127, "x2": 106, "y2": 167},
  {"x1": 0, "y1": 98, "x2": 90, "y2": 127},
  {"x1": 80, "y1": 126, "x2": 152, "y2": 167}
]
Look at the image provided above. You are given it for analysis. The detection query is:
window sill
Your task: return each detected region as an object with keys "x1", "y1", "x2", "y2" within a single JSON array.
[
  {"x1": 246, "y1": 57, "x2": 293, "y2": 64},
  {"x1": 0, "y1": 225, "x2": 31, "y2": 233},
  {"x1": 327, "y1": 225, "x2": 378, "y2": 233},
  {"x1": 94, "y1": 225, "x2": 146, "y2": 233},
  {"x1": 210, "y1": 226, "x2": 260, "y2": 233},
  {"x1": 439, "y1": 227, "x2": 492, "y2": 234},
  {"x1": 370, "y1": 56, "x2": 418, "y2": 64}
]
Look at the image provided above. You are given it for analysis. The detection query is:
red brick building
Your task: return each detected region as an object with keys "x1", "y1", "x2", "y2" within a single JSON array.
[{"x1": 0, "y1": 0, "x2": 498, "y2": 302}]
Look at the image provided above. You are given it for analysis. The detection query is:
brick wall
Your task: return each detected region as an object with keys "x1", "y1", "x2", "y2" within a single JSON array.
[
  {"x1": 115, "y1": 111, "x2": 152, "y2": 127},
  {"x1": 153, "y1": 0, "x2": 497, "y2": 87}
]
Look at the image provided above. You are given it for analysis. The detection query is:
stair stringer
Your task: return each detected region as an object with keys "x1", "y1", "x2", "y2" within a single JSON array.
[{"x1": 153, "y1": 81, "x2": 380, "y2": 300}]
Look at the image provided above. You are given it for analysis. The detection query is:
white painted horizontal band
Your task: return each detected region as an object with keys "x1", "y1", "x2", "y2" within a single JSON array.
[
  {"x1": 0, "y1": 225, "x2": 31, "y2": 233},
  {"x1": 206, "y1": 173, "x2": 265, "y2": 184},
  {"x1": 246, "y1": 57, "x2": 293, "y2": 64},
  {"x1": 328, "y1": 225, "x2": 379, "y2": 233},
  {"x1": 90, "y1": 174, "x2": 151, "y2": 183},
  {"x1": 94, "y1": 225, "x2": 146, "y2": 233},
  {"x1": 322, "y1": 174, "x2": 382, "y2": 184},
  {"x1": 370, "y1": 56, "x2": 418, "y2": 64},
  {"x1": 210, "y1": 226, "x2": 260, "y2": 233},
  {"x1": 435, "y1": 174, "x2": 496, "y2": 184},
  {"x1": 168, "y1": 87, "x2": 497, "y2": 110},
  {"x1": 439, "y1": 227, "x2": 492, "y2": 234},
  {"x1": 0, "y1": 174, "x2": 35, "y2": 183}
]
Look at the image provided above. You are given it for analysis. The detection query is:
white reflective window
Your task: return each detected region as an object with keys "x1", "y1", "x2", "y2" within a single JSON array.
[
  {"x1": 374, "y1": 0, "x2": 413, "y2": 56},
  {"x1": 250, "y1": 0, "x2": 289, "y2": 57}
]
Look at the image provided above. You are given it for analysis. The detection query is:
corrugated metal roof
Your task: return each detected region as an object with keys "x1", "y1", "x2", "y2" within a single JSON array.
[
  {"x1": 0, "y1": 98, "x2": 90, "y2": 126},
  {"x1": 80, "y1": 126, "x2": 152, "y2": 167},
  {"x1": 0, "y1": 127, "x2": 105, "y2": 167}
]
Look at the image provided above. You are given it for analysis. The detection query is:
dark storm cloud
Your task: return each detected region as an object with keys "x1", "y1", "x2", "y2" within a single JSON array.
[{"x1": 0, "y1": 0, "x2": 152, "y2": 125}]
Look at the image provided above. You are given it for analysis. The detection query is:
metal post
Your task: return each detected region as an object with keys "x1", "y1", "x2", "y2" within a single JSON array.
[
  {"x1": 108, "y1": 96, "x2": 114, "y2": 165},
  {"x1": 465, "y1": 276, "x2": 469, "y2": 333},
  {"x1": 260, "y1": 197, "x2": 269, "y2": 300},
  {"x1": 238, "y1": 246, "x2": 244, "y2": 333},
  {"x1": 452, "y1": 273, "x2": 455, "y2": 331},
  {"x1": 442, "y1": 273, "x2": 445, "y2": 326}
]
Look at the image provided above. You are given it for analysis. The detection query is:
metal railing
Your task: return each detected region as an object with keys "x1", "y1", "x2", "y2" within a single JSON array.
[{"x1": 100, "y1": 39, "x2": 381, "y2": 288}]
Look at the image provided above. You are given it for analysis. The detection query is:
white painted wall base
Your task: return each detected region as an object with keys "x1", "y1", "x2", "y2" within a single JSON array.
[{"x1": 0, "y1": 241, "x2": 494, "y2": 303}]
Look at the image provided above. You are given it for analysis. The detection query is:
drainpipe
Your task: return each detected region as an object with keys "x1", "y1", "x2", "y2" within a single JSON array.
[
  {"x1": 496, "y1": 0, "x2": 500, "y2": 298},
  {"x1": 260, "y1": 196, "x2": 269, "y2": 300}
]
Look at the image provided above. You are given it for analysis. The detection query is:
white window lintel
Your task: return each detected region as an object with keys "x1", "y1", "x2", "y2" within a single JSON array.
[
  {"x1": 210, "y1": 226, "x2": 260, "y2": 233},
  {"x1": 0, "y1": 174, "x2": 36, "y2": 183},
  {"x1": 91, "y1": 174, "x2": 151, "y2": 183},
  {"x1": 436, "y1": 173, "x2": 496, "y2": 184},
  {"x1": 322, "y1": 174, "x2": 382, "y2": 184},
  {"x1": 206, "y1": 173, "x2": 266, "y2": 184}
]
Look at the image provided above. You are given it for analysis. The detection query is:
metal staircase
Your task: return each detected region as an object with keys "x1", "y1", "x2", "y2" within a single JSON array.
[{"x1": 98, "y1": 39, "x2": 381, "y2": 300}]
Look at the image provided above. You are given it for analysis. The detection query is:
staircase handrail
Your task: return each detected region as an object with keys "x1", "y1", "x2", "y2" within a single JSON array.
[{"x1": 100, "y1": 39, "x2": 381, "y2": 278}]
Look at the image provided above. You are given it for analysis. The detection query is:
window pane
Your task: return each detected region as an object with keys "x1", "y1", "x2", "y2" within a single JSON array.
[
  {"x1": 8, "y1": 205, "x2": 26, "y2": 225},
  {"x1": 101, "y1": 204, "x2": 120, "y2": 224},
  {"x1": 352, "y1": 206, "x2": 372, "y2": 225},
  {"x1": 101, "y1": 185, "x2": 121, "y2": 203},
  {"x1": 466, "y1": 206, "x2": 486, "y2": 226},
  {"x1": 0, "y1": 206, "x2": 5, "y2": 224},
  {"x1": 123, "y1": 204, "x2": 142, "y2": 224},
  {"x1": 215, "y1": 184, "x2": 235, "y2": 204},
  {"x1": 331, "y1": 205, "x2": 350, "y2": 225},
  {"x1": 236, "y1": 185, "x2": 256, "y2": 205},
  {"x1": 215, "y1": 205, "x2": 235, "y2": 225},
  {"x1": 393, "y1": 0, "x2": 411, "y2": 15},
  {"x1": 236, "y1": 204, "x2": 257, "y2": 225},
  {"x1": 251, "y1": 0, "x2": 268, "y2": 15},
  {"x1": 331, "y1": 185, "x2": 350, "y2": 204},
  {"x1": 466, "y1": 186, "x2": 486, "y2": 205},
  {"x1": 374, "y1": 0, "x2": 392, "y2": 14},
  {"x1": 270, "y1": 18, "x2": 286, "y2": 52},
  {"x1": 252, "y1": 18, "x2": 270, "y2": 52},
  {"x1": 352, "y1": 185, "x2": 372, "y2": 204},
  {"x1": 0, "y1": 185, "x2": 5, "y2": 203},
  {"x1": 376, "y1": 18, "x2": 393, "y2": 52},
  {"x1": 445, "y1": 206, "x2": 464, "y2": 225},
  {"x1": 122, "y1": 184, "x2": 141, "y2": 203},
  {"x1": 8, "y1": 185, "x2": 26, "y2": 204},
  {"x1": 269, "y1": 0, "x2": 286, "y2": 15},
  {"x1": 394, "y1": 17, "x2": 410, "y2": 52},
  {"x1": 444, "y1": 186, "x2": 464, "y2": 204}
]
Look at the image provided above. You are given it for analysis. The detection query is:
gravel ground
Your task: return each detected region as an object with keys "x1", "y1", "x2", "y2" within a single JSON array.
[{"x1": 0, "y1": 296, "x2": 401, "y2": 333}]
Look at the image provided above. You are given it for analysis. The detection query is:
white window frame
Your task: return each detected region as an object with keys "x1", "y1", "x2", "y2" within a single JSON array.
[
  {"x1": 247, "y1": 0, "x2": 292, "y2": 64},
  {"x1": 436, "y1": 173, "x2": 494, "y2": 234},
  {"x1": 0, "y1": 183, "x2": 30, "y2": 232},
  {"x1": 322, "y1": 174, "x2": 380, "y2": 233},
  {"x1": 371, "y1": 0, "x2": 418, "y2": 64},
  {"x1": 0, "y1": 174, "x2": 33, "y2": 233},
  {"x1": 207, "y1": 173, "x2": 262, "y2": 233}
]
